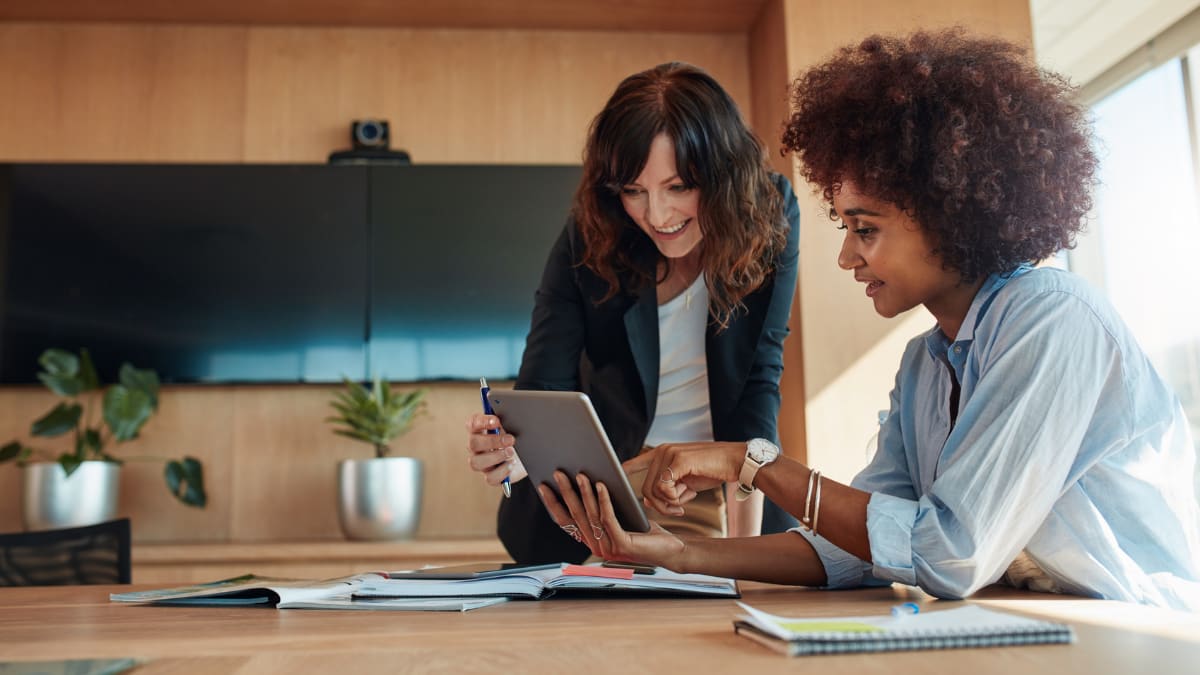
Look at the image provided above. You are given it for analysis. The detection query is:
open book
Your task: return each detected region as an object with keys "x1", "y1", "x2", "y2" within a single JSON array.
[
  {"x1": 109, "y1": 573, "x2": 506, "y2": 611},
  {"x1": 358, "y1": 563, "x2": 739, "y2": 600},
  {"x1": 734, "y1": 602, "x2": 1074, "y2": 656}
]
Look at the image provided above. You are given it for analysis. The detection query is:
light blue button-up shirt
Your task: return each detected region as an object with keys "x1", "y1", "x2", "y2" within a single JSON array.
[{"x1": 801, "y1": 265, "x2": 1200, "y2": 611}]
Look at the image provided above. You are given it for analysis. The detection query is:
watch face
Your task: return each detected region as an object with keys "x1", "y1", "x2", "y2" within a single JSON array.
[{"x1": 747, "y1": 438, "x2": 779, "y2": 463}]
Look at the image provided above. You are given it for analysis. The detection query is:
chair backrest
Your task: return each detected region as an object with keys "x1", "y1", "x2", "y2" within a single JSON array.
[{"x1": 0, "y1": 518, "x2": 131, "y2": 586}]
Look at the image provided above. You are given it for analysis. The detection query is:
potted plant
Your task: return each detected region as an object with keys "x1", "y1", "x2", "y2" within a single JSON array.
[
  {"x1": 327, "y1": 375, "x2": 426, "y2": 540},
  {"x1": 0, "y1": 348, "x2": 206, "y2": 531}
]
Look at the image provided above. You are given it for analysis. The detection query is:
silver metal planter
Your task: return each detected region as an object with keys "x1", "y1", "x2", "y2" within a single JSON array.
[
  {"x1": 23, "y1": 461, "x2": 120, "y2": 531},
  {"x1": 337, "y1": 457, "x2": 423, "y2": 540}
]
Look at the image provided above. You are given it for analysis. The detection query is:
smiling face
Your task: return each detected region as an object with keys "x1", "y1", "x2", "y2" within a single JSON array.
[
  {"x1": 832, "y1": 180, "x2": 978, "y2": 337},
  {"x1": 619, "y1": 133, "x2": 703, "y2": 260}
]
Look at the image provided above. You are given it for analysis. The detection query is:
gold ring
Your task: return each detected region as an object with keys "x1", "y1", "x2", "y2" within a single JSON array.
[
  {"x1": 659, "y1": 467, "x2": 676, "y2": 484},
  {"x1": 590, "y1": 521, "x2": 604, "y2": 539}
]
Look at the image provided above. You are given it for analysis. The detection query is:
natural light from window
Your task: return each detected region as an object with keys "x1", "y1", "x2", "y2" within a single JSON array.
[{"x1": 1086, "y1": 56, "x2": 1200, "y2": 499}]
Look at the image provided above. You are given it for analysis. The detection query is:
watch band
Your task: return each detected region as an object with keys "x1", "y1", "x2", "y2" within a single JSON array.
[
  {"x1": 736, "y1": 457, "x2": 763, "y2": 500},
  {"x1": 735, "y1": 438, "x2": 779, "y2": 501}
]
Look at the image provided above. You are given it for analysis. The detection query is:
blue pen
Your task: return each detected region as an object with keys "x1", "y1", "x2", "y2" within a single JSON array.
[{"x1": 479, "y1": 377, "x2": 511, "y2": 498}]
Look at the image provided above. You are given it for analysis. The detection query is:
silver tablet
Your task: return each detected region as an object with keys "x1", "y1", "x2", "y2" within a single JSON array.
[{"x1": 487, "y1": 389, "x2": 651, "y2": 533}]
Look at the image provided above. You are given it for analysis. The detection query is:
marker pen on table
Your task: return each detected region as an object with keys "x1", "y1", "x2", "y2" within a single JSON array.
[{"x1": 479, "y1": 377, "x2": 511, "y2": 498}]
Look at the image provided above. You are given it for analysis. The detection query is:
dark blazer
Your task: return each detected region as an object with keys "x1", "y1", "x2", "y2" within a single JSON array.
[{"x1": 498, "y1": 173, "x2": 801, "y2": 563}]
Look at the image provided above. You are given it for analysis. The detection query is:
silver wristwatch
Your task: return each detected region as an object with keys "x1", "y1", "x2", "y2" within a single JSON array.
[{"x1": 735, "y1": 438, "x2": 780, "y2": 501}]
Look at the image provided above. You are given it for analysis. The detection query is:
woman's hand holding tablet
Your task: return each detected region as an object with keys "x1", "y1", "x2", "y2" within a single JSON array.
[{"x1": 486, "y1": 390, "x2": 651, "y2": 533}]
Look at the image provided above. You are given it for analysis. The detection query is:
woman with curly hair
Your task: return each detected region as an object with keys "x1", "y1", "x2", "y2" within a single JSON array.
[
  {"x1": 538, "y1": 31, "x2": 1200, "y2": 610},
  {"x1": 465, "y1": 62, "x2": 801, "y2": 563}
]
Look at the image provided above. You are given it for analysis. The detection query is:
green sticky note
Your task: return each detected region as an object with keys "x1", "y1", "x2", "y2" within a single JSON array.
[{"x1": 778, "y1": 621, "x2": 885, "y2": 633}]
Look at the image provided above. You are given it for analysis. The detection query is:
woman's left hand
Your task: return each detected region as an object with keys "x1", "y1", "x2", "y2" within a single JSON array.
[{"x1": 536, "y1": 471, "x2": 686, "y2": 568}]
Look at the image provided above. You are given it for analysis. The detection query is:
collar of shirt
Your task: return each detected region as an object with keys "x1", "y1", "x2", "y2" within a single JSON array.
[{"x1": 921, "y1": 264, "x2": 1035, "y2": 374}]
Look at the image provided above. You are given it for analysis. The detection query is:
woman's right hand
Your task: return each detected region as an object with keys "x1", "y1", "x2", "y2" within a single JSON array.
[{"x1": 465, "y1": 413, "x2": 528, "y2": 486}]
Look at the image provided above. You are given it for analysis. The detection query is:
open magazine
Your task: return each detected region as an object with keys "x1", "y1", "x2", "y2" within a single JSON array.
[
  {"x1": 110, "y1": 573, "x2": 506, "y2": 611},
  {"x1": 357, "y1": 563, "x2": 739, "y2": 600}
]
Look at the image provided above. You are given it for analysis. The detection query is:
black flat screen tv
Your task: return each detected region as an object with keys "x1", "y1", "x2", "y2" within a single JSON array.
[{"x1": 0, "y1": 163, "x2": 580, "y2": 384}]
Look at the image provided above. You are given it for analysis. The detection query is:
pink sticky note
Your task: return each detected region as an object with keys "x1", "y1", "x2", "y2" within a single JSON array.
[{"x1": 562, "y1": 564, "x2": 634, "y2": 580}]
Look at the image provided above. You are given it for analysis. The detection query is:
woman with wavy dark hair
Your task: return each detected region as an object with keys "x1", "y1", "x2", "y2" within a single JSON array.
[
  {"x1": 465, "y1": 62, "x2": 801, "y2": 563},
  {"x1": 540, "y1": 32, "x2": 1200, "y2": 610}
]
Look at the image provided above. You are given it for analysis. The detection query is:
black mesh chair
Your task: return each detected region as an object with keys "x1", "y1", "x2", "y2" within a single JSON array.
[{"x1": 0, "y1": 518, "x2": 131, "y2": 586}]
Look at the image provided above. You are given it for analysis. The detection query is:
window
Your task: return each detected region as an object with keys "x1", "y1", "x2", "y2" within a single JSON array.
[{"x1": 1079, "y1": 54, "x2": 1200, "y2": 500}]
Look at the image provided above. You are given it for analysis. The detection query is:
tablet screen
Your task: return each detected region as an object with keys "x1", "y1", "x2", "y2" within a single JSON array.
[{"x1": 488, "y1": 389, "x2": 651, "y2": 533}]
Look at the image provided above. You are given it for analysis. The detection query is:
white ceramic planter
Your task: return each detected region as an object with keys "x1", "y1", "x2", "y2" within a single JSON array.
[
  {"x1": 337, "y1": 457, "x2": 423, "y2": 540},
  {"x1": 23, "y1": 460, "x2": 120, "y2": 531}
]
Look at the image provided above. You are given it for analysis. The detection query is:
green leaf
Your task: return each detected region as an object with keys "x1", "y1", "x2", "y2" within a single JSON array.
[
  {"x1": 79, "y1": 427, "x2": 104, "y2": 458},
  {"x1": 119, "y1": 363, "x2": 160, "y2": 409},
  {"x1": 37, "y1": 348, "x2": 85, "y2": 396},
  {"x1": 164, "y1": 457, "x2": 206, "y2": 508},
  {"x1": 78, "y1": 348, "x2": 101, "y2": 391},
  {"x1": 102, "y1": 385, "x2": 153, "y2": 441},
  {"x1": 327, "y1": 377, "x2": 425, "y2": 451},
  {"x1": 0, "y1": 441, "x2": 22, "y2": 463},
  {"x1": 58, "y1": 452, "x2": 83, "y2": 477},
  {"x1": 31, "y1": 402, "x2": 83, "y2": 437},
  {"x1": 39, "y1": 349, "x2": 80, "y2": 377}
]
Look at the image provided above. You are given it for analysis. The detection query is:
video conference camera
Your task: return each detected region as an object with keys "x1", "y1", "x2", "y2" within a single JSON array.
[
  {"x1": 352, "y1": 119, "x2": 389, "y2": 150},
  {"x1": 329, "y1": 118, "x2": 412, "y2": 165}
]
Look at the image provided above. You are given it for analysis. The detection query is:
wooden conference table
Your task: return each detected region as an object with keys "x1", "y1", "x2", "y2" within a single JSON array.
[{"x1": 2, "y1": 582, "x2": 1198, "y2": 674}]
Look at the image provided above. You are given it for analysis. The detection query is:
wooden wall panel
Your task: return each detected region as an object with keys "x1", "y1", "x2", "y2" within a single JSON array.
[
  {"x1": 0, "y1": 21, "x2": 751, "y2": 543},
  {"x1": 240, "y1": 27, "x2": 750, "y2": 163},
  {"x1": 747, "y1": 0, "x2": 807, "y2": 463},
  {"x1": 0, "y1": 23, "x2": 750, "y2": 164},
  {"x1": 0, "y1": 24, "x2": 248, "y2": 162},
  {"x1": 0, "y1": 0, "x2": 770, "y2": 34}
]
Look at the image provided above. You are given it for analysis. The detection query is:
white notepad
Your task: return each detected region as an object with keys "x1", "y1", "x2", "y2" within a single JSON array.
[{"x1": 734, "y1": 602, "x2": 1074, "y2": 656}]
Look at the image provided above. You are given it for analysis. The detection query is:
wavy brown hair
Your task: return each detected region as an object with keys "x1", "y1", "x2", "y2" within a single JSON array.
[
  {"x1": 575, "y1": 62, "x2": 787, "y2": 329},
  {"x1": 782, "y1": 30, "x2": 1097, "y2": 282}
]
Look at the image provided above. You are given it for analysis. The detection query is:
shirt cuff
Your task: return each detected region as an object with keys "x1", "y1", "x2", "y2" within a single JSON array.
[
  {"x1": 791, "y1": 528, "x2": 872, "y2": 588},
  {"x1": 867, "y1": 491, "x2": 919, "y2": 586}
]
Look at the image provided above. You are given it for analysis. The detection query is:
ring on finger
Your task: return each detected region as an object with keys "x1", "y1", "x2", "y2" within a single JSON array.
[
  {"x1": 590, "y1": 521, "x2": 605, "y2": 539},
  {"x1": 659, "y1": 467, "x2": 676, "y2": 484},
  {"x1": 561, "y1": 524, "x2": 582, "y2": 543}
]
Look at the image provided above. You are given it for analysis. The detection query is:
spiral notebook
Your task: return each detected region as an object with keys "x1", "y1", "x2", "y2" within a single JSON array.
[{"x1": 733, "y1": 602, "x2": 1074, "y2": 656}]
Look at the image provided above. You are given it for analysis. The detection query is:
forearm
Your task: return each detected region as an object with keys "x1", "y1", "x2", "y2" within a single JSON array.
[
  {"x1": 754, "y1": 458, "x2": 873, "y2": 562},
  {"x1": 723, "y1": 483, "x2": 762, "y2": 537},
  {"x1": 673, "y1": 532, "x2": 827, "y2": 585}
]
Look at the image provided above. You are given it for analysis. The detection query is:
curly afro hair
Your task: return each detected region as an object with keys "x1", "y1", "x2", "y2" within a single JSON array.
[{"x1": 782, "y1": 29, "x2": 1097, "y2": 282}]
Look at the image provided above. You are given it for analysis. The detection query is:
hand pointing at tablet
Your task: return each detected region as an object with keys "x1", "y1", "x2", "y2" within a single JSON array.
[{"x1": 623, "y1": 442, "x2": 746, "y2": 517}]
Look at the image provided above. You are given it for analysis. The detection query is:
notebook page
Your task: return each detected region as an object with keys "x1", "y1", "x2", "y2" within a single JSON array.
[{"x1": 737, "y1": 602, "x2": 1068, "y2": 642}]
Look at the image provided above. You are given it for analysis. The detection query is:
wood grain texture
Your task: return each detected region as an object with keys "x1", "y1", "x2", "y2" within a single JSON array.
[
  {"x1": 0, "y1": 24, "x2": 249, "y2": 162},
  {"x1": 240, "y1": 27, "x2": 750, "y2": 163},
  {"x1": 748, "y1": 0, "x2": 807, "y2": 462},
  {"x1": 0, "y1": 23, "x2": 750, "y2": 164},
  {"x1": 0, "y1": 0, "x2": 770, "y2": 33},
  {"x1": 1, "y1": 584, "x2": 1198, "y2": 674}
]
